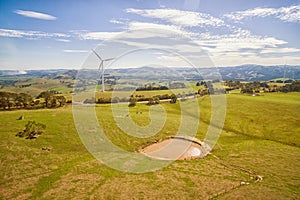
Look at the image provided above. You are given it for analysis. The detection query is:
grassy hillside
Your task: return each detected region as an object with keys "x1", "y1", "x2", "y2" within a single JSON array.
[
  {"x1": 224, "y1": 93, "x2": 300, "y2": 146},
  {"x1": 0, "y1": 78, "x2": 73, "y2": 97},
  {"x1": 0, "y1": 93, "x2": 299, "y2": 199}
]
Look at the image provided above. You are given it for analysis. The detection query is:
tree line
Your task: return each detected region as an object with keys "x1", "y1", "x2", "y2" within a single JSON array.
[
  {"x1": 84, "y1": 93, "x2": 181, "y2": 107},
  {"x1": 0, "y1": 91, "x2": 69, "y2": 110},
  {"x1": 136, "y1": 84, "x2": 168, "y2": 91}
]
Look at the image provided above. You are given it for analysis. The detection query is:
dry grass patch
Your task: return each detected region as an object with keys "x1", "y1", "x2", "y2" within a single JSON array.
[{"x1": 42, "y1": 173, "x2": 105, "y2": 200}]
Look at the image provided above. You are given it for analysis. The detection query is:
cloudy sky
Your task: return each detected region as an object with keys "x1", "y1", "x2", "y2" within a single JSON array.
[{"x1": 0, "y1": 0, "x2": 299, "y2": 69}]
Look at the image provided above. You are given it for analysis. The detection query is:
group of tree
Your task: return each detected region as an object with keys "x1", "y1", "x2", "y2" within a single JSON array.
[
  {"x1": 197, "y1": 79, "x2": 300, "y2": 95},
  {"x1": 270, "y1": 79, "x2": 294, "y2": 84},
  {"x1": 37, "y1": 91, "x2": 67, "y2": 108},
  {"x1": 224, "y1": 80, "x2": 242, "y2": 90},
  {"x1": 0, "y1": 92, "x2": 34, "y2": 110},
  {"x1": 93, "y1": 93, "x2": 179, "y2": 105},
  {"x1": 86, "y1": 93, "x2": 181, "y2": 107},
  {"x1": 147, "y1": 97, "x2": 160, "y2": 105},
  {"x1": 240, "y1": 82, "x2": 262, "y2": 94},
  {"x1": 196, "y1": 81, "x2": 220, "y2": 95},
  {"x1": 0, "y1": 91, "x2": 68, "y2": 110},
  {"x1": 136, "y1": 84, "x2": 168, "y2": 91},
  {"x1": 222, "y1": 80, "x2": 300, "y2": 94},
  {"x1": 0, "y1": 92, "x2": 32, "y2": 110},
  {"x1": 196, "y1": 81, "x2": 207, "y2": 87},
  {"x1": 280, "y1": 81, "x2": 300, "y2": 92}
]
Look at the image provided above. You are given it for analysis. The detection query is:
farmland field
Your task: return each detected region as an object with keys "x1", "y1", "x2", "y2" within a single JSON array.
[{"x1": 0, "y1": 93, "x2": 299, "y2": 199}]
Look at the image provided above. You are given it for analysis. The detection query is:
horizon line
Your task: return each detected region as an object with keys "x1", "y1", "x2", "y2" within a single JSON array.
[{"x1": 1, "y1": 64, "x2": 300, "y2": 71}]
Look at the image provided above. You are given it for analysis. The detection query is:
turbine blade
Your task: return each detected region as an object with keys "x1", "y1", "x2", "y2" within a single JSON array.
[
  {"x1": 92, "y1": 49, "x2": 103, "y2": 61},
  {"x1": 103, "y1": 58, "x2": 114, "y2": 61}
]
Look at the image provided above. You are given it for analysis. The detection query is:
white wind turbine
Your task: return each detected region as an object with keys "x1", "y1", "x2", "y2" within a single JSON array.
[{"x1": 92, "y1": 49, "x2": 114, "y2": 92}]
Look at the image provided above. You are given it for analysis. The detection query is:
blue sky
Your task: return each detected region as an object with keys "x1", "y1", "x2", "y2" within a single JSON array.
[{"x1": 0, "y1": 0, "x2": 299, "y2": 69}]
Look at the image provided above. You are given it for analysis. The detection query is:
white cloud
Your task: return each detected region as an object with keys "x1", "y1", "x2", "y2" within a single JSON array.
[
  {"x1": 71, "y1": 20, "x2": 299, "y2": 67},
  {"x1": 14, "y1": 10, "x2": 57, "y2": 20},
  {"x1": 5, "y1": 5, "x2": 297, "y2": 68},
  {"x1": 261, "y1": 47, "x2": 300, "y2": 54},
  {"x1": 0, "y1": 29, "x2": 24, "y2": 38},
  {"x1": 194, "y1": 28, "x2": 288, "y2": 54},
  {"x1": 123, "y1": 8, "x2": 293, "y2": 60},
  {"x1": 156, "y1": 55, "x2": 200, "y2": 66},
  {"x1": 156, "y1": 55, "x2": 191, "y2": 66},
  {"x1": 224, "y1": 4, "x2": 300, "y2": 23},
  {"x1": 126, "y1": 21, "x2": 197, "y2": 37},
  {"x1": 279, "y1": 5, "x2": 300, "y2": 22},
  {"x1": 55, "y1": 39, "x2": 70, "y2": 42},
  {"x1": 190, "y1": 30, "x2": 300, "y2": 66},
  {"x1": 74, "y1": 31, "x2": 121, "y2": 40},
  {"x1": 73, "y1": 21, "x2": 197, "y2": 42},
  {"x1": 212, "y1": 54, "x2": 300, "y2": 67},
  {"x1": 72, "y1": 4, "x2": 300, "y2": 67},
  {"x1": 0, "y1": 28, "x2": 69, "y2": 39},
  {"x1": 126, "y1": 8, "x2": 225, "y2": 27},
  {"x1": 106, "y1": 22, "x2": 205, "y2": 55},
  {"x1": 185, "y1": 27, "x2": 300, "y2": 67},
  {"x1": 63, "y1": 50, "x2": 88, "y2": 53},
  {"x1": 110, "y1": 19, "x2": 124, "y2": 24},
  {"x1": 109, "y1": 18, "x2": 128, "y2": 24}
]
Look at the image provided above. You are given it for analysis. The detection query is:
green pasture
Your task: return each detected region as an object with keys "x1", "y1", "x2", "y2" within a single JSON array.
[{"x1": 0, "y1": 92, "x2": 299, "y2": 199}]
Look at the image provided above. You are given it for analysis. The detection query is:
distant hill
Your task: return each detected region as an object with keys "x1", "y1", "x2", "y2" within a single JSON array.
[
  {"x1": 1, "y1": 65, "x2": 299, "y2": 81},
  {"x1": 0, "y1": 69, "x2": 77, "y2": 79},
  {"x1": 217, "y1": 65, "x2": 300, "y2": 81},
  {"x1": 107, "y1": 65, "x2": 300, "y2": 81}
]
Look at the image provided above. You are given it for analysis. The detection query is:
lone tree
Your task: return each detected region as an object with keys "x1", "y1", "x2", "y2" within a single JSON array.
[
  {"x1": 16, "y1": 121, "x2": 46, "y2": 139},
  {"x1": 128, "y1": 97, "x2": 137, "y2": 107},
  {"x1": 170, "y1": 94, "x2": 177, "y2": 104}
]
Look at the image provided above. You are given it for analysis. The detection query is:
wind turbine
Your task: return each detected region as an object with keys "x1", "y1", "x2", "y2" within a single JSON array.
[{"x1": 92, "y1": 49, "x2": 114, "y2": 92}]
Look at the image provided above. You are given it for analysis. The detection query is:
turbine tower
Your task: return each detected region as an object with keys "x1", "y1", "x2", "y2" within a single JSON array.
[
  {"x1": 283, "y1": 64, "x2": 286, "y2": 84},
  {"x1": 92, "y1": 49, "x2": 114, "y2": 92}
]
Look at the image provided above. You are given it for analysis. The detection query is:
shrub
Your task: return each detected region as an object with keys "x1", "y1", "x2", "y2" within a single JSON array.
[
  {"x1": 96, "y1": 97, "x2": 111, "y2": 104},
  {"x1": 170, "y1": 94, "x2": 177, "y2": 104},
  {"x1": 128, "y1": 97, "x2": 137, "y2": 107},
  {"x1": 16, "y1": 121, "x2": 46, "y2": 139}
]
